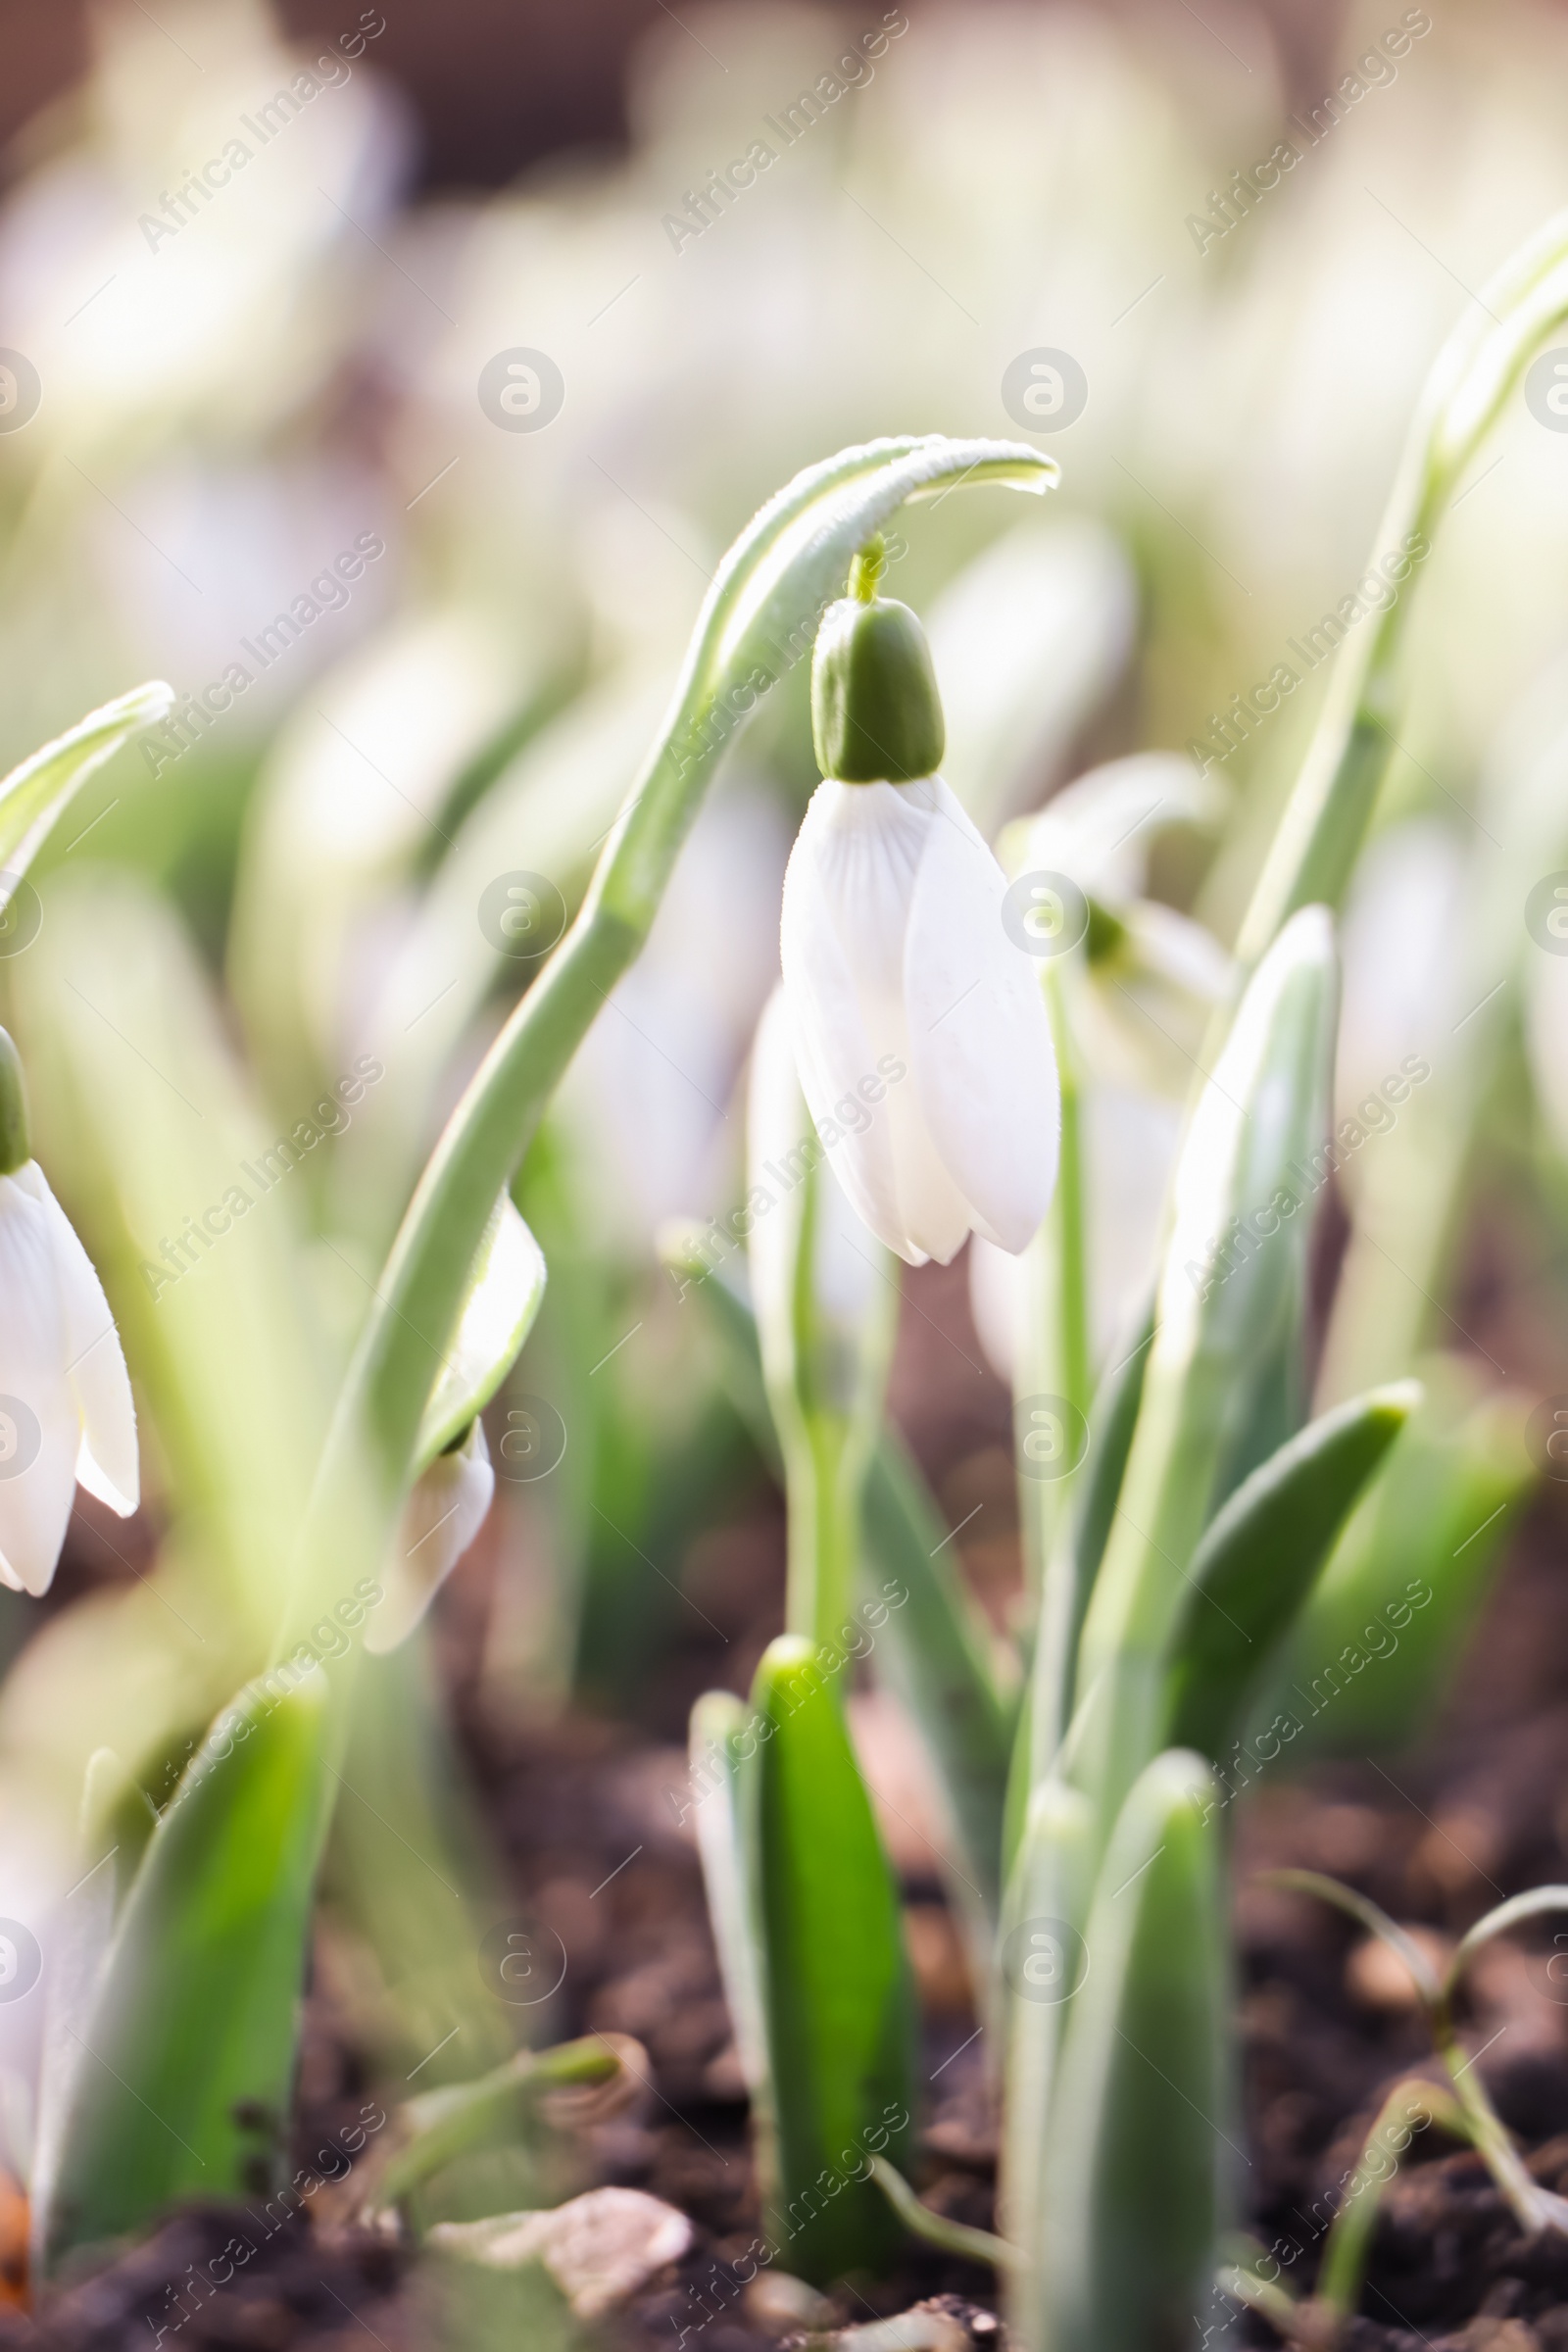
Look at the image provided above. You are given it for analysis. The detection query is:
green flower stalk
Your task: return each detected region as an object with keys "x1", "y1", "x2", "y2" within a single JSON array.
[{"x1": 748, "y1": 987, "x2": 895, "y2": 1650}]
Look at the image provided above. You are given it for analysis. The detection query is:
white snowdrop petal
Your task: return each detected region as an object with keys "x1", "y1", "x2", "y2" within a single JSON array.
[
  {"x1": 903, "y1": 778, "x2": 1059, "y2": 1254},
  {"x1": 874, "y1": 1002, "x2": 976, "y2": 1264},
  {"x1": 0, "y1": 1178, "x2": 83, "y2": 1594},
  {"x1": 368, "y1": 1419, "x2": 495, "y2": 1655},
  {"x1": 968, "y1": 1234, "x2": 1020, "y2": 1385},
  {"x1": 31, "y1": 1173, "x2": 139, "y2": 1516},
  {"x1": 780, "y1": 784, "x2": 908, "y2": 1256}
]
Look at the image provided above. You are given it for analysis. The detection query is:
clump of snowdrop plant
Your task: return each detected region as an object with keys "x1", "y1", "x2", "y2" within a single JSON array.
[{"x1": 14, "y1": 196, "x2": 1568, "y2": 2343}]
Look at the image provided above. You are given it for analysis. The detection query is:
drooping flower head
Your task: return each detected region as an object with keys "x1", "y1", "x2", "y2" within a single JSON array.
[
  {"x1": 0, "y1": 1029, "x2": 138, "y2": 1593},
  {"x1": 780, "y1": 542, "x2": 1059, "y2": 1267}
]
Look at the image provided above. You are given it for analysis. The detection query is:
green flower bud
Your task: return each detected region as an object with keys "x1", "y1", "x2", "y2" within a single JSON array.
[
  {"x1": 0, "y1": 1029, "x2": 30, "y2": 1176},
  {"x1": 810, "y1": 565, "x2": 946, "y2": 785}
]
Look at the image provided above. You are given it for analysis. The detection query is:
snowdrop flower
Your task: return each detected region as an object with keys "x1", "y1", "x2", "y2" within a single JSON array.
[
  {"x1": 780, "y1": 556, "x2": 1058, "y2": 1267},
  {"x1": 368, "y1": 1417, "x2": 494, "y2": 1655},
  {"x1": 0, "y1": 1032, "x2": 138, "y2": 1594}
]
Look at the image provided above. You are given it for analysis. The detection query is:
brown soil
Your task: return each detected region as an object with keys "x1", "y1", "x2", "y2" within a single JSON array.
[{"x1": 10, "y1": 1257, "x2": 1568, "y2": 2348}]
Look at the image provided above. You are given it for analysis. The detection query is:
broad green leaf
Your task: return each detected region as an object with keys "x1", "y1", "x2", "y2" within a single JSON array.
[
  {"x1": 414, "y1": 1194, "x2": 547, "y2": 1474},
  {"x1": 1162, "y1": 1381, "x2": 1419, "y2": 1760},
  {"x1": 34, "y1": 1666, "x2": 337, "y2": 2269},
  {"x1": 998, "y1": 1774, "x2": 1096, "y2": 2345},
  {"x1": 0, "y1": 681, "x2": 172, "y2": 895},
  {"x1": 1010, "y1": 1304, "x2": 1153, "y2": 1863},
  {"x1": 750, "y1": 1635, "x2": 914, "y2": 2284},
  {"x1": 687, "y1": 1691, "x2": 771, "y2": 2120},
  {"x1": 1032, "y1": 1749, "x2": 1226, "y2": 2352},
  {"x1": 1072, "y1": 907, "x2": 1338, "y2": 1824}
]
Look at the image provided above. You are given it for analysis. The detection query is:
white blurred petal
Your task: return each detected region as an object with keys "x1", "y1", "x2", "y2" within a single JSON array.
[
  {"x1": 1010, "y1": 754, "x2": 1222, "y2": 905},
  {"x1": 0, "y1": 1177, "x2": 82, "y2": 1596},
  {"x1": 368, "y1": 1420, "x2": 495, "y2": 1656},
  {"x1": 25, "y1": 1169, "x2": 138, "y2": 1516}
]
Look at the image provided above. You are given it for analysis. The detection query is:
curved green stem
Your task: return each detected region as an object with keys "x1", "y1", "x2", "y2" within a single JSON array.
[
  {"x1": 1231, "y1": 207, "x2": 1568, "y2": 981},
  {"x1": 869, "y1": 2155, "x2": 1026, "y2": 2272}
]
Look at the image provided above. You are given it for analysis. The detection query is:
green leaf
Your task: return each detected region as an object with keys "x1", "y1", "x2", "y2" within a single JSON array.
[
  {"x1": 1072, "y1": 906, "x2": 1338, "y2": 1824},
  {"x1": 368, "y1": 2035, "x2": 627, "y2": 2215},
  {"x1": 1162, "y1": 1381, "x2": 1419, "y2": 1759},
  {"x1": 1446, "y1": 1886, "x2": 1568, "y2": 1995},
  {"x1": 1032, "y1": 1749, "x2": 1227, "y2": 2352},
  {"x1": 1261, "y1": 1868, "x2": 1441, "y2": 2005},
  {"x1": 861, "y1": 1438, "x2": 1014, "y2": 1936},
  {"x1": 998, "y1": 1774, "x2": 1097, "y2": 2348},
  {"x1": 1010, "y1": 1304, "x2": 1154, "y2": 1866},
  {"x1": 414, "y1": 1194, "x2": 547, "y2": 1474},
  {"x1": 1236, "y1": 208, "x2": 1568, "y2": 971},
  {"x1": 34, "y1": 1665, "x2": 337, "y2": 2269},
  {"x1": 0, "y1": 681, "x2": 172, "y2": 895},
  {"x1": 688, "y1": 1690, "x2": 770, "y2": 2108},
  {"x1": 749, "y1": 1635, "x2": 915, "y2": 2284}
]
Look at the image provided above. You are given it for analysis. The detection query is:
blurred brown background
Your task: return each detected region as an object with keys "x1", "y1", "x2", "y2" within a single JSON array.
[{"x1": 0, "y1": 0, "x2": 1356, "y2": 193}]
